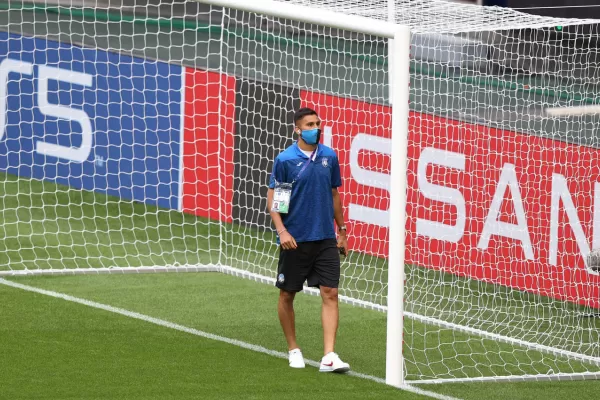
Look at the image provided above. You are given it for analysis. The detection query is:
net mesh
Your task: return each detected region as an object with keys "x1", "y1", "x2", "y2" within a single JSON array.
[{"x1": 1, "y1": 0, "x2": 600, "y2": 382}]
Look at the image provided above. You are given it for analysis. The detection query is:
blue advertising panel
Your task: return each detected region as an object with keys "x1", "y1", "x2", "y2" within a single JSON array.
[{"x1": 0, "y1": 33, "x2": 182, "y2": 210}]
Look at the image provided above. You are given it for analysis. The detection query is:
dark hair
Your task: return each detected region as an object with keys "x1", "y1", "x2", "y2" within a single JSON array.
[{"x1": 293, "y1": 107, "x2": 318, "y2": 125}]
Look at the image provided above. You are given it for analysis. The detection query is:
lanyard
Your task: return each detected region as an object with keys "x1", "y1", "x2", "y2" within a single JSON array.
[{"x1": 292, "y1": 148, "x2": 317, "y2": 184}]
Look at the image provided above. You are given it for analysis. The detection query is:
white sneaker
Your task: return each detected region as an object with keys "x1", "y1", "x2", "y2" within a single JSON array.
[
  {"x1": 319, "y1": 352, "x2": 350, "y2": 373},
  {"x1": 288, "y1": 348, "x2": 305, "y2": 368}
]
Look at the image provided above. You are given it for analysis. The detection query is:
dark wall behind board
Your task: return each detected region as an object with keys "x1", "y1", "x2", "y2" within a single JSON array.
[{"x1": 233, "y1": 79, "x2": 300, "y2": 229}]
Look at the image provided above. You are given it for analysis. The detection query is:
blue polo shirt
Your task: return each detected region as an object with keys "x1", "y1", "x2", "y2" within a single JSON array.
[{"x1": 269, "y1": 142, "x2": 342, "y2": 243}]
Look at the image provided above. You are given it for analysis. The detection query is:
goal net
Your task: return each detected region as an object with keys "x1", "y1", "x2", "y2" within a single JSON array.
[{"x1": 2, "y1": 0, "x2": 600, "y2": 384}]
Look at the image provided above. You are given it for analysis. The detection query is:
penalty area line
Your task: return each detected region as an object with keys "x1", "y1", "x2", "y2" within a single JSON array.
[{"x1": 0, "y1": 278, "x2": 459, "y2": 400}]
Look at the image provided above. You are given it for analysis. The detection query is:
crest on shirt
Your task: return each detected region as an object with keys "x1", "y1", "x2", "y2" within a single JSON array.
[{"x1": 322, "y1": 158, "x2": 328, "y2": 167}]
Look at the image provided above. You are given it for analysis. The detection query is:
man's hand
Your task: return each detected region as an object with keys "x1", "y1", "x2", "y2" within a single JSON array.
[
  {"x1": 280, "y1": 231, "x2": 298, "y2": 250},
  {"x1": 337, "y1": 234, "x2": 348, "y2": 257}
]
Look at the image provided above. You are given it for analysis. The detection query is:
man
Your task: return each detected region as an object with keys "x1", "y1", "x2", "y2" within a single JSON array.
[{"x1": 267, "y1": 107, "x2": 350, "y2": 373}]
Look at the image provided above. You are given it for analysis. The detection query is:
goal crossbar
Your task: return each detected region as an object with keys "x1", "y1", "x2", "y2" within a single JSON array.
[{"x1": 198, "y1": 0, "x2": 398, "y2": 38}]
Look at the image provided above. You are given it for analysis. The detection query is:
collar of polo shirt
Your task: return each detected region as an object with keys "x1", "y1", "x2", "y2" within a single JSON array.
[{"x1": 294, "y1": 141, "x2": 319, "y2": 161}]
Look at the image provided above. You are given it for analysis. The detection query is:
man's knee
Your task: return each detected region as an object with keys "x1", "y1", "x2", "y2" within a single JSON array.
[
  {"x1": 279, "y1": 289, "x2": 296, "y2": 304},
  {"x1": 320, "y1": 286, "x2": 338, "y2": 303}
]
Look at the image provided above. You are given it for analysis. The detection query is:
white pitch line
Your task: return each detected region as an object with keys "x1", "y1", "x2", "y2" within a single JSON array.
[{"x1": 0, "y1": 278, "x2": 459, "y2": 400}]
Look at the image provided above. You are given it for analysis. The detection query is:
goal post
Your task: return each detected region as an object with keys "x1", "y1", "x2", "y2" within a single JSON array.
[{"x1": 387, "y1": 24, "x2": 411, "y2": 388}]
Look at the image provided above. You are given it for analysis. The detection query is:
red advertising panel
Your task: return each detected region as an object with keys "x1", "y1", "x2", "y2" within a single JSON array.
[
  {"x1": 301, "y1": 89, "x2": 600, "y2": 308},
  {"x1": 182, "y1": 69, "x2": 236, "y2": 222}
]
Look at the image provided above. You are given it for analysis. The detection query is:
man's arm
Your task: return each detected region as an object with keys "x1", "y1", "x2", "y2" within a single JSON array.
[
  {"x1": 332, "y1": 188, "x2": 347, "y2": 256},
  {"x1": 267, "y1": 158, "x2": 296, "y2": 250},
  {"x1": 332, "y1": 188, "x2": 344, "y2": 229},
  {"x1": 267, "y1": 188, "x2": 297, "y2": 250}
]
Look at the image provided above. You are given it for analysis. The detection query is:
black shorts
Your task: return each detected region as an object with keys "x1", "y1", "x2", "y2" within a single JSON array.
[{"x1": 276, "y1": 238, "x2": 340, "y2": 292}]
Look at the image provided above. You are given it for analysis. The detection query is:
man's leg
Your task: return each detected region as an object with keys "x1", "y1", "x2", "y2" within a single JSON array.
[
  {"x1": 308, "y1": 240, "x2": 341, "y2": 355},
  {"x1": 318, "y1": 284, "x2": 349, "y2": 373},
  {"x1": 278, "y1": 289, "x2": 298, "y2": 351},
  {"x1": 320, "y1": 286, "x2": 339, "y2": 355},
  {"x1": 276, "y1": 244, "x2": 310, "y2": 369},
  {"x1": 308, "y1": 240, "x2": 349, "y2": 373}
]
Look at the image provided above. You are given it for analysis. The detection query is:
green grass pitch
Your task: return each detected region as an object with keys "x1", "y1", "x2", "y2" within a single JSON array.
[{"x1": 2, "y1": 172, "x2": 600, "y2": 399}]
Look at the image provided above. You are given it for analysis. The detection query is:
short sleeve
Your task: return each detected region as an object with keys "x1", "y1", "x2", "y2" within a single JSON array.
[
  {"x1": 331, "y1": 155, "x2": 342, "y2": 188},
  {"x1": 269, "y1": 157, "x2": 285, "y2": 189}
]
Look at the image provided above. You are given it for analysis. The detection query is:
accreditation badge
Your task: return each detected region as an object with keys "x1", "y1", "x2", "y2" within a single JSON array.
[{"x1": 272, "y1": 182, "x2": 292, "y2": 214}]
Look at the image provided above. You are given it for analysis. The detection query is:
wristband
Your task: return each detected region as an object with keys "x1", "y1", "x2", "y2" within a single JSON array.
[
  {"x1": 338, "y1": 226, "x2": 347, "y2": 233},
  {"x1": 277, "y1": 228, "x2": 287, "y2": 236}
]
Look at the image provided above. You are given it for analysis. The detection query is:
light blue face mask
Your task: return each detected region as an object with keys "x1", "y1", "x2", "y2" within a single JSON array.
[{"x1": 300, "y1": 128, "x2": 321, "y2": 145}]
